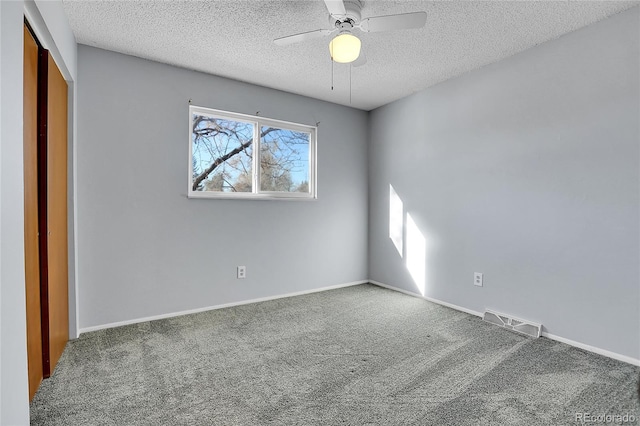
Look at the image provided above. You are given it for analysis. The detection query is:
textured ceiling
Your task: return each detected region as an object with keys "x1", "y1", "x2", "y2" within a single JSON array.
[{"x1": 61, "y1": 0, "x2": 638, "y2": 111}]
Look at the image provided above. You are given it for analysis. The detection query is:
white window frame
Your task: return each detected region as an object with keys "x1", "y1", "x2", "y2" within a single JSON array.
[{"x1": 188, "y1": 106, "x2": 317, "y2": 200}]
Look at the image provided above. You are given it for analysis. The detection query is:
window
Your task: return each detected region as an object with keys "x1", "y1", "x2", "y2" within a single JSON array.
[{"x1": 189, "y1": 106, "x2": 317, "y2": 199}]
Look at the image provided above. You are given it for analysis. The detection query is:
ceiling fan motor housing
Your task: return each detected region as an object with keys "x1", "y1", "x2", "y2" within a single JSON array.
[{"x1": 329, "y1": 0, "x2": 363, "y2": 25}]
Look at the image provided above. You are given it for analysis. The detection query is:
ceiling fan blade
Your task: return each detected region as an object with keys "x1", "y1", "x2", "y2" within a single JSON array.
[
  {"x1": 324, "y1": 0, "x2": 346, "y2": 17},
  {"x1": 352, "y1": 50, "x2": 367, "y2": 67},
  {"x1": 359, "y1": 11, "x2": 427, "y2": 33},
  {"x1": 274, "y1": 29, "x2": 334, "y2": 46}
]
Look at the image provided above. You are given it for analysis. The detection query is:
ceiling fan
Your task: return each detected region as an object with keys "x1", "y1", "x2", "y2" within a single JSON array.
[{"x1": 274, "y1": 0, "x2": 427, "y2": 66}]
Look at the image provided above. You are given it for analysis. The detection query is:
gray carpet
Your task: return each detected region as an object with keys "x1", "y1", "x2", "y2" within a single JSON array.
[{"x1": 31, "y1": 284, "x2": 639, "y2": 425}]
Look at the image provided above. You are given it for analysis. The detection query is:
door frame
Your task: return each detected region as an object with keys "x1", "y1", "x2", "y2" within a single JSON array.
[{"x1": 24, "y1": 3, "x2": 78, "y2": 341}]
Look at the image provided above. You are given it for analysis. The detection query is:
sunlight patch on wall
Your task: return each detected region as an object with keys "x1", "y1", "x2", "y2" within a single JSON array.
[
  {"x1": 389, "y1": 184, "x2": 404, "y2": 257},
  {"x1": 406, "y1": 213, "x2": 426, "y2": 296}
]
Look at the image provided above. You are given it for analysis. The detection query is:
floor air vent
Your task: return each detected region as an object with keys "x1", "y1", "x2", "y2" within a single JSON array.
[{"x1": 483, "y1": 310, "x2": 541, "y2": 338}]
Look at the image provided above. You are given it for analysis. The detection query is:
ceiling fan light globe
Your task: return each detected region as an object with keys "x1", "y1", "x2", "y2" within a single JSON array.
[{"x1": 329, "y1": 33, "x2": 361, "y2": 63}]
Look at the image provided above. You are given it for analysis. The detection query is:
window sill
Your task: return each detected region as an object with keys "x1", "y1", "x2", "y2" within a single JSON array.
[{"x1": 187, "y1": 192, "x2": 317, "y2": 201}]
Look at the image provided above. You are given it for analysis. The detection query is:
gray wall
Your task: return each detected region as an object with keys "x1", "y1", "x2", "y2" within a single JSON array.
[
  {"x1": 76, "y1": 46, "x2": 368, "y2": 329},
  {"x1": 368, "y1": 7, "x2": 639, "y2": 359}
]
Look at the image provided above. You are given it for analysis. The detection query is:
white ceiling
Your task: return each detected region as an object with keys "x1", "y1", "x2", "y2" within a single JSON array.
[{"x1": 61, "y1": 0, "x2": 638, "y2": 111}]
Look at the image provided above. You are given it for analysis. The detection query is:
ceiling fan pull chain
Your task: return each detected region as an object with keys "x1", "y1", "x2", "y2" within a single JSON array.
[
  {"x1": 349, "y1": 64, "x2": 352, "y2": 104},
  {"x1": 331, "y1": 56, "x2": 334, "y2": 91}
]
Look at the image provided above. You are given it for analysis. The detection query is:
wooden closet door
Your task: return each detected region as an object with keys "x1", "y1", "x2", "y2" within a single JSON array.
[
  {"x1": 23, "y1": 23, "x2": 43, "y2": 401},
  {"x1": 45, "y1": 53, "x2": 69, "y2": 376},
  {"x1": 24, "y1": 22, "x2": 69, "y2": 394}
]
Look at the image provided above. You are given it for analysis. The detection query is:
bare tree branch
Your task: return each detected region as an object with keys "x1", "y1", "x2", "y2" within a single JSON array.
[{"x1": 191, "y1": 127, "x2": 278, "y2": 191}]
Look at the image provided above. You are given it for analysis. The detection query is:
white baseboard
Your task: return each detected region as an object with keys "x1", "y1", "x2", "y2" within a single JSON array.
[
  {"x1": 368, "y1": 280, "x2": 640, "y2": 367},
  {"x1": 369, "y1": 280, "x2": 483, "y2": 317},
  {"x1": 79, "y1": 280, "x2": 368, "y2": 335},
  {"x1": 78, "y1": 279, "x2": 640, "y2": 367},
  {"x1": 541, "y1": 331, "x2": 640, "y2": 367}
]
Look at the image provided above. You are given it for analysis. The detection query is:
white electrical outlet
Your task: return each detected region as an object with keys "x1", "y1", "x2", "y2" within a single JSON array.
[
  {"x1": 237, "y1": 266, "x2": 246, "y2": 279},
  {"x1": 474, "y1": 272, "x2": 483, "y2": 287}
]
